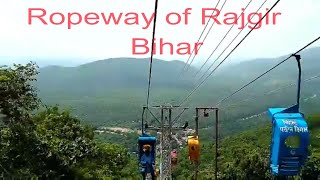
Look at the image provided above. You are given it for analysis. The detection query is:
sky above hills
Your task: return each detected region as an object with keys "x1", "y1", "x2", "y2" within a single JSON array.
[{"x1": 0, "y1": 0, "x2": 319, "y2": 67}]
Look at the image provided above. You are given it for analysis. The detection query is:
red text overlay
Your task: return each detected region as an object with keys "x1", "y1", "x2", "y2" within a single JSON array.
[{"x1": 28, "y1": 8, "x2": 282, "y2": 55}]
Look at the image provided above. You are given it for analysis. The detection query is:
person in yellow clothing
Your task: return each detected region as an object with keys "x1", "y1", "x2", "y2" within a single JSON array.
[
  {"x1": 188, "y1": 136, "x2": 200, "y2": 163},
  {"x1": 155, "y1": 168, "x2": 160, "y2": 177}
]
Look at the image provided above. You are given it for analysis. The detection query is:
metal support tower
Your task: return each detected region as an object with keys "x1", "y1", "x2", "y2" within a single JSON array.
[
  {"x1": 194, "y1": 107, "x2": 219, "y2": 180},
  {"x1": 158, "y1": 106, "x2": 171, "y2": 179},
  {"x1": 146, "y1": 105, "x2": 188, "y2": 180}
]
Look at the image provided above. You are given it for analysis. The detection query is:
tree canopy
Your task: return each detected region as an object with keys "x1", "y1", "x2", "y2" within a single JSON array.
[{"x1": 0, "y1": 63, "x2": 140, "y2": 178}]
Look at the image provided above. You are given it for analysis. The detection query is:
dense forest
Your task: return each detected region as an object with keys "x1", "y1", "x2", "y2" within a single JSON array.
[
  {"x1": 0, "y1": 46, "x2": 319, "y2": 178},
  {"x1": 0, "y1": 63, "x2": 140, "y2": 178}
]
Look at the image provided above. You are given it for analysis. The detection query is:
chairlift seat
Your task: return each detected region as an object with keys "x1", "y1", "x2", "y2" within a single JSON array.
[
  {"x1": 187, "y1": 136, "x2": 200, "y2": 163},
  {"x1": 268, "y1": 107, "x2": 309, "y2": 176}
]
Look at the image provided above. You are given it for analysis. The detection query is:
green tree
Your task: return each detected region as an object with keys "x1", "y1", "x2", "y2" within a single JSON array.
[
  {"x1": 0, "y1": 62, "x2": 40, "y2": 123},
  {"x1": 0, "y1": 62, "x2": 139, "y2": 178}
]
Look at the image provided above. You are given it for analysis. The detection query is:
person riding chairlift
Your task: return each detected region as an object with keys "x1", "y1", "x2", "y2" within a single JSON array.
[{"x1": 141, "y1": 144, "x2": 156, "y2": 180}]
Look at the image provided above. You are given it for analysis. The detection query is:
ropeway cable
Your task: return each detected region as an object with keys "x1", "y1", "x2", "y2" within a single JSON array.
[
  {"x1": 214, "y1": 35, "x2": 320, "y2": 107},
  {"x1": 177, "y1": 0, "x2": 281, "y2": 107},
  {"x1": 146, "y1": 0, "x2": 160, "y2": 107},
  {"x1": 220, "y1": 74, "x2": 320, "y2": 110},
  {"x1": 193, "y1": 0, "x2": 269, "y2": 85},
  {"x1": 182, "y1": 0, "x2": 229, "y2": 74},
  {"x1": 193, "y1": 0, "x2": 258, "y2": 78},
  {"x1": 178, "y1": 0, "x2": 223, "y2": 77}
]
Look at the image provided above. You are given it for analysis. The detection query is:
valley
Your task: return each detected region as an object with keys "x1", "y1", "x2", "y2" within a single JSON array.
[
  {"x1": 35, "y1": 46, "x2": 320, "y2": 133},
  {"x1": 0, "y1": 46, "x2": 319, "y2": 178}
]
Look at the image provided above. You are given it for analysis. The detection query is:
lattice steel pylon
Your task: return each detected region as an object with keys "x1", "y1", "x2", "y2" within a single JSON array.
[
  {"x1": 147, "y1": 105, "x2": 188, "y2": 180},
  {"x1": 159, "y1": 106, "x2": 172, "y2": 179},
  {"x1": 160, "y1": 124, "x2": 172, "y2": 179}
]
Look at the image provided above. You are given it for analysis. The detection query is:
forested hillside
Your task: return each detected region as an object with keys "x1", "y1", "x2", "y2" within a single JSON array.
[
  {"x1": 0, "y1": 46, "x2": 319, "y2": 178},
  {"x1": 173, "y1": 114, "x2": 320, "y2": 179},
  {"x1": 35, "y1": 47, "x2": 320, "y2": 134}
]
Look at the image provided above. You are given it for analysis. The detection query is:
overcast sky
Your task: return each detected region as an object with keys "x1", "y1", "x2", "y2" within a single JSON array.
[{"x1": 0, "y1": 0, "x2": 319, "y2": 66}]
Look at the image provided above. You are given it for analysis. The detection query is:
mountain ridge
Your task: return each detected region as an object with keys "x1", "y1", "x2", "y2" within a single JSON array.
[{"x1": 28, "y1": 46, "x2": 320, "y2": 128}]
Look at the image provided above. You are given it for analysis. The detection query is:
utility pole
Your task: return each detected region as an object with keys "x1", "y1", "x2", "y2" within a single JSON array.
[
  {"x1": 146, "y1": 105, "x2": 189, "y2": 180},
  {"x1": 194, "y1": 109, "x2": 199, "y2": 180},
  {"x1": 195, "y1": 107, "x2": 219, "y2": 180}
]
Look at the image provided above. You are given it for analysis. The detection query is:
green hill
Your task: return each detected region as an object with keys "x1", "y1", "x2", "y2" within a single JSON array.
[
  {"x1": 0, "y1": 46, "x2": 319, "y2": 178},
  {"x1": 33, "y1": 47, "x2": 320, "y2": 135}
]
